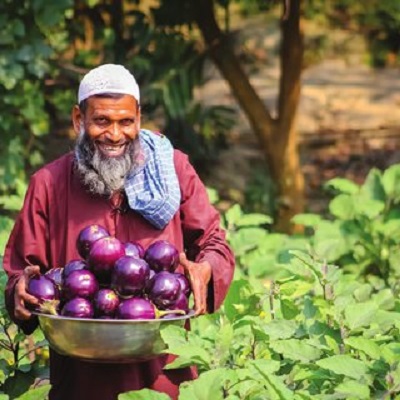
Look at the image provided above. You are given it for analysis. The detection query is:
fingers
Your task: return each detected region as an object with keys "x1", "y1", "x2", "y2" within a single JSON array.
[
  {"x1": 14, "y1": 266, "x2": 41, "y2": 320},
  {"x1": 179, "y1": 253, "x2": 209, "y2": 316},
  {"x1": 179, "y1": 252, "x2": 190, "y2": 269},
  {"x1": 192, "y1": 279, "x2": 207, "y2": 316},
  {"x1": 23, "y1": 265, "x2": 41, "y2": 278}
]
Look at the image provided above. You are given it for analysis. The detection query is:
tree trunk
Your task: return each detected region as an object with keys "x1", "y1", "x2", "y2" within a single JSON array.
[
  {"x1": 273, "y1": 0, "x2": 305, "y2": 232},
  {"x1": 193, "y1": 0, "x2": 304, "y2": 232}
]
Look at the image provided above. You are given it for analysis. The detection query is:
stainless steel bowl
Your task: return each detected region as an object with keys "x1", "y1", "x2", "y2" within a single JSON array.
[{"x1": 34, "y1": 311, "x2": 194, "y2": 363}]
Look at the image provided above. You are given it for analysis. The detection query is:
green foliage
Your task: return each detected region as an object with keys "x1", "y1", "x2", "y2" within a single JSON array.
[
  {"x1": 3, "y1": 164, "x2": 400, "y2": 398},
  {"x1": 118, "y1": 389, "x2": 170, "y2": 400},
  {"x1": 0, "y1": 218, "x2": 14, "y2": 256},
  {"x1": 124, "y1": 250, "x2": 400, "y2": 399},
  {"x1": 294, "y1": 165, "x2": 400, "y2": 285},
  {"x1": 221, "y1": 164, "x2": 400, "y2": 288},
  {"x1": 0, "y1": 0, "x2": 72, "y2": 219},
  {"x1": 0, "y1": 270, "x2": 49, "y2": 399},
  {"x1": 305, "y1": 0, "x2": 400, "y2": 67},
  {"x1": 243, "y1": 165, "x2": 277, "y2": 217}
]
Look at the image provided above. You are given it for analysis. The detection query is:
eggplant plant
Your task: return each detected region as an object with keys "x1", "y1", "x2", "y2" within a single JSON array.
[{"x1": 125, "y1": 250, "x2": 400, "y2": 399}]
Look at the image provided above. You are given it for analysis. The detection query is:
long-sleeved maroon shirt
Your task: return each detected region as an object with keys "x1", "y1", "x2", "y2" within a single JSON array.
[{"x1": 3, "y1": 150, "x2": 235, "y2": 400}]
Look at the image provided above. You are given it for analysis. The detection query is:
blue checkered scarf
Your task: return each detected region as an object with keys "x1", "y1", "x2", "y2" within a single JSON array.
[{"x1": 124, "y1": 129, "x2": 181, "y2": 229}]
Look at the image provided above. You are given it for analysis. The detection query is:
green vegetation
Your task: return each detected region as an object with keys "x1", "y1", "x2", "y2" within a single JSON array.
[
  {"x1": 2, "y1": 165, "x2": 400, "y2": 398},
  {"x1": 123, "y1": 166, "x2": 400, "y2": 399},
  {"x1": 1, "y1": 1, "x2": 400, "y2": 398}
]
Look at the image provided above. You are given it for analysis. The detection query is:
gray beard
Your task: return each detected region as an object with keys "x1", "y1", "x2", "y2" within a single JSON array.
[{"x1": 74, "y1": 133, "x2": 140, "y2": 197}]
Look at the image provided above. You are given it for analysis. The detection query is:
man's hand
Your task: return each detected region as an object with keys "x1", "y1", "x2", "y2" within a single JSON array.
[
  {"x1": 14, "y1": 265, "x2": 41, "y2": 320},
  {"x1": 179, "y1": 253, "x2": 212, "y2": 316}
]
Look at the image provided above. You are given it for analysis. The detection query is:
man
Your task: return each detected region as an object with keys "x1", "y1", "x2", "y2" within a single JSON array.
[{"x1": 3, "y1": 64, "x2": 235, "y2": 400}]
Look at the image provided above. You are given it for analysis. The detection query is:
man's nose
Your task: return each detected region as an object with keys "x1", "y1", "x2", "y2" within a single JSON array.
[{"x1": 106, "y1": 123, "x2": 123, "y2": 141}]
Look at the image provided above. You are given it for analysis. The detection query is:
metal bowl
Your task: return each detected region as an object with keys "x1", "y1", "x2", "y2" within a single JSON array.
[{"x1": 34, "y1": 311, "x2": 194, "y2": 363}]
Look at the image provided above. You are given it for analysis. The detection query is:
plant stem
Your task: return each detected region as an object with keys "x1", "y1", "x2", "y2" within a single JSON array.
[{"x1": 269, "y1": 280, "x2": 275, "y2": 320}]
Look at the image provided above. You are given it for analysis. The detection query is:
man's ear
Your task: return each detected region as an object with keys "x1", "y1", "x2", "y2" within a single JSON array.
[{"x1": 71, "y1": 105, "x2": 82, "y2": 135}]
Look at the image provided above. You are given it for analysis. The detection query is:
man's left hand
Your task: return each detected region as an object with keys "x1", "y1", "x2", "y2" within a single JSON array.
[{"x1": 179, "y1": 253, "x2": 212, "y2": 316}]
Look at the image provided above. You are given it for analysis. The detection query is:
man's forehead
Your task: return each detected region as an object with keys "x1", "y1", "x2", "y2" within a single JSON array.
[{"x1": 86, "y1": 95, "x2": 139, "y2": 114}]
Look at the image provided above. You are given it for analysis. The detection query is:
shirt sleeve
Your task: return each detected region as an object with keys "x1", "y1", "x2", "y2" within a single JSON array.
[
  {"x1": 2, "y1": 172, "x2": 51, "y2": 334},
  {"x1": 175, "y1": 151, "x2": 235, "y2": 312}
]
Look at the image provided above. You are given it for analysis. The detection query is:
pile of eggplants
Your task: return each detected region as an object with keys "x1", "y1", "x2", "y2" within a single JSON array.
[{"x1": 27, "y1": 225, "x2": 192, "y2": 320}]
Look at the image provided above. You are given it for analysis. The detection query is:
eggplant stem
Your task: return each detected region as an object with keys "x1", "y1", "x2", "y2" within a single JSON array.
[{"x1": 156, "y1": 309, "x2": 186, "y2": 319}]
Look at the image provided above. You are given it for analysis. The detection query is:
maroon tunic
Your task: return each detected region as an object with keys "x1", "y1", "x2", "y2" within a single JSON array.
[{"x1": 3, "y1": 150, "x2": 235, "y2": 400}]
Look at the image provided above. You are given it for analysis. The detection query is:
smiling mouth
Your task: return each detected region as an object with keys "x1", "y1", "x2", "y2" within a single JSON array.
[{"x1": 96, "y1": 142, "x2": 127, "y2": 157}]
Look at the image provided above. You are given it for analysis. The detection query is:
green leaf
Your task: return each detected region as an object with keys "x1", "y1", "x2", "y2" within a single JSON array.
[
  {"x1": 372, "y1": 310, "x2": 400, "y2": 331},
  {"x1": 382, "y1": 164, "x2": 400, "y2": 201},
  {"x1": 118, "y1": 389, "x2": 171, "y2": 400},
  {"x1": 316, "y1": 355, "x2": 369, "y2": 380},
  {"x1": 313, "y1": 221, "x2": 353, "y2": 262},
  {"x1": 235, "y1": 213, "x2": 272, "y2": 227},
  {"x1": 2, "y1": 368, "x2": 35, "y2": 398},
  {"x1": 353, "y1": 195, "x2": 385, "y2": 219},
  {"x1": 160, "y1": 324, "x2": 187, "y2": 347},
  {"x1": 288, "y1": 250, "x2": 323, "y2": 280},
  {"x1": 248, "y1": 359, "x2": 281, "y2": 374},
  {"x1": 280, "y1": 299, "x2": 300, "y2": 320},
  {"x1": 224, "y1": 204, "x2": 243, "y2": 226},
  {"x1": 344, "y1": 302, "x2": 378, "y2": 330},
  {"x1": 179, "y1": 369, "x2": 226, "y2": 400},
  {"x1": 372, "y1": 288, "x2": 395, "y2": 310},
  {"x1": 324, "y1": 178, "x2": 359, "y2": 194},
  {"x1": 228, "y1": 227, "x2": 268, "y2": 257},
  {"x1": 334, "y1": 379, "x2": 370, "y2": 399},
  {"x1": 214, "y1": 322, "x2": 234, "y2": 364},
  {"x1": 279, "y1": 279, "x2": 314, "y2": 298},
  {"x1": 292, "y1": 365, "x2": 332, "y2": 382},
  {"x1": 381, "y1": 342, "x2": 400, "y2": 365},
  {"x1": 291, "y1": 213, "x2": 322, "y2": 227},
  {"x1": 329, "y1": 194, "x2": 355, "y2": 220},
  {"x1": 378, "y1": 220, "x2": 400, "y2": 241},
  {"x1": 206, "y1": 187, "x2": 219, "y2": 204},
  {"x1": 360, "y1": 168, "x2": 386, "y2": 202},
  {"x1": 269, "y1": 339, "x2": 321, "y2": 362},
  {"x1": 223, "y1": 279, "x2": 261, "y2": 322},
  {"x1": 250, "y1": 363, "x2": 295, "y2": 399},
  {"x1": 160, "y1": 326, "x2": 211, "y2": 370},
  {"x1": 0, "y1": 216, "x2": 14, "y2": 255},
  {"x1": 14, "y1": 385, "x2": 51, "y2": 400},
  {"x1": 344, "y1": 337, "x2": 381, "y2": 359},
  {"x1": 263, "y1": 320, "x2": 297, "y2": 340},
  {"x1": 245, "y1": 253, "x2": 284, "y2": 279}
]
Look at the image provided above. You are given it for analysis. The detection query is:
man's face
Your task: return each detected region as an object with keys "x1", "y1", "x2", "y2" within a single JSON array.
[
  {"x1": 72, "y1": 94, "x2": 141, "y2": 196},
  {"x1": 72, "y1": 94, "x2": 140, "y2": 158}
]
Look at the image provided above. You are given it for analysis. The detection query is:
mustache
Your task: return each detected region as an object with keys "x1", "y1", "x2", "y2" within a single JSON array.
[{"x1": 95, "y1": 138, "x2": 129, "y2": 146}]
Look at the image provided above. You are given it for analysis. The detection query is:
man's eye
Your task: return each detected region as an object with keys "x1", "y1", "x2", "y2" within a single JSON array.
[
  {"x1": 95, "y1": 118, "x2": 108, "y2": 125},
  {"x1": 120, "y1": 119, "x2": 135, "y2": 126}
]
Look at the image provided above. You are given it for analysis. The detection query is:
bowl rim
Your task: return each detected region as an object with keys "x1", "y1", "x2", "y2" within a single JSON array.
[{"x1": 32, "y1": 309, "x2": 195, "y2": 323}]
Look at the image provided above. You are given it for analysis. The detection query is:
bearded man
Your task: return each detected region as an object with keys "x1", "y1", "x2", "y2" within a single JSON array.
[{"x1": 2, "y1": 64, "x2": 235, "y2": 400}]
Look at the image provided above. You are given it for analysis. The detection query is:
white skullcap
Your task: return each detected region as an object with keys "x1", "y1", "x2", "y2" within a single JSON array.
[{"x1": 78, "y1": 64, "x2": 140, "y2": 103}]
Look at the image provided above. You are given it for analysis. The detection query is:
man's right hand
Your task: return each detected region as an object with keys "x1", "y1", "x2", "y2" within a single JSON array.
[{"x1": 14, "y1": 265, "x2": 41, "y2": 320}]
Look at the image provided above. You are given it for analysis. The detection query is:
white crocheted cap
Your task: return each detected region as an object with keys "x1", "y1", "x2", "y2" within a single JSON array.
[{"x1": 78, "y1": 64, "x2": 140, "y2": 103}]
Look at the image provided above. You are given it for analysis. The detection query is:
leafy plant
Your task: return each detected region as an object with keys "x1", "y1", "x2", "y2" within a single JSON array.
[
  {"x1": 293, "y1": 165, "x2": 400, "y2": 286},
  {"x1": 0, "y1": 269, "x2": 50, "y2": 399},
  {"x1": 123, "y1": 250, "x2": 400, "y2": 399}
]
